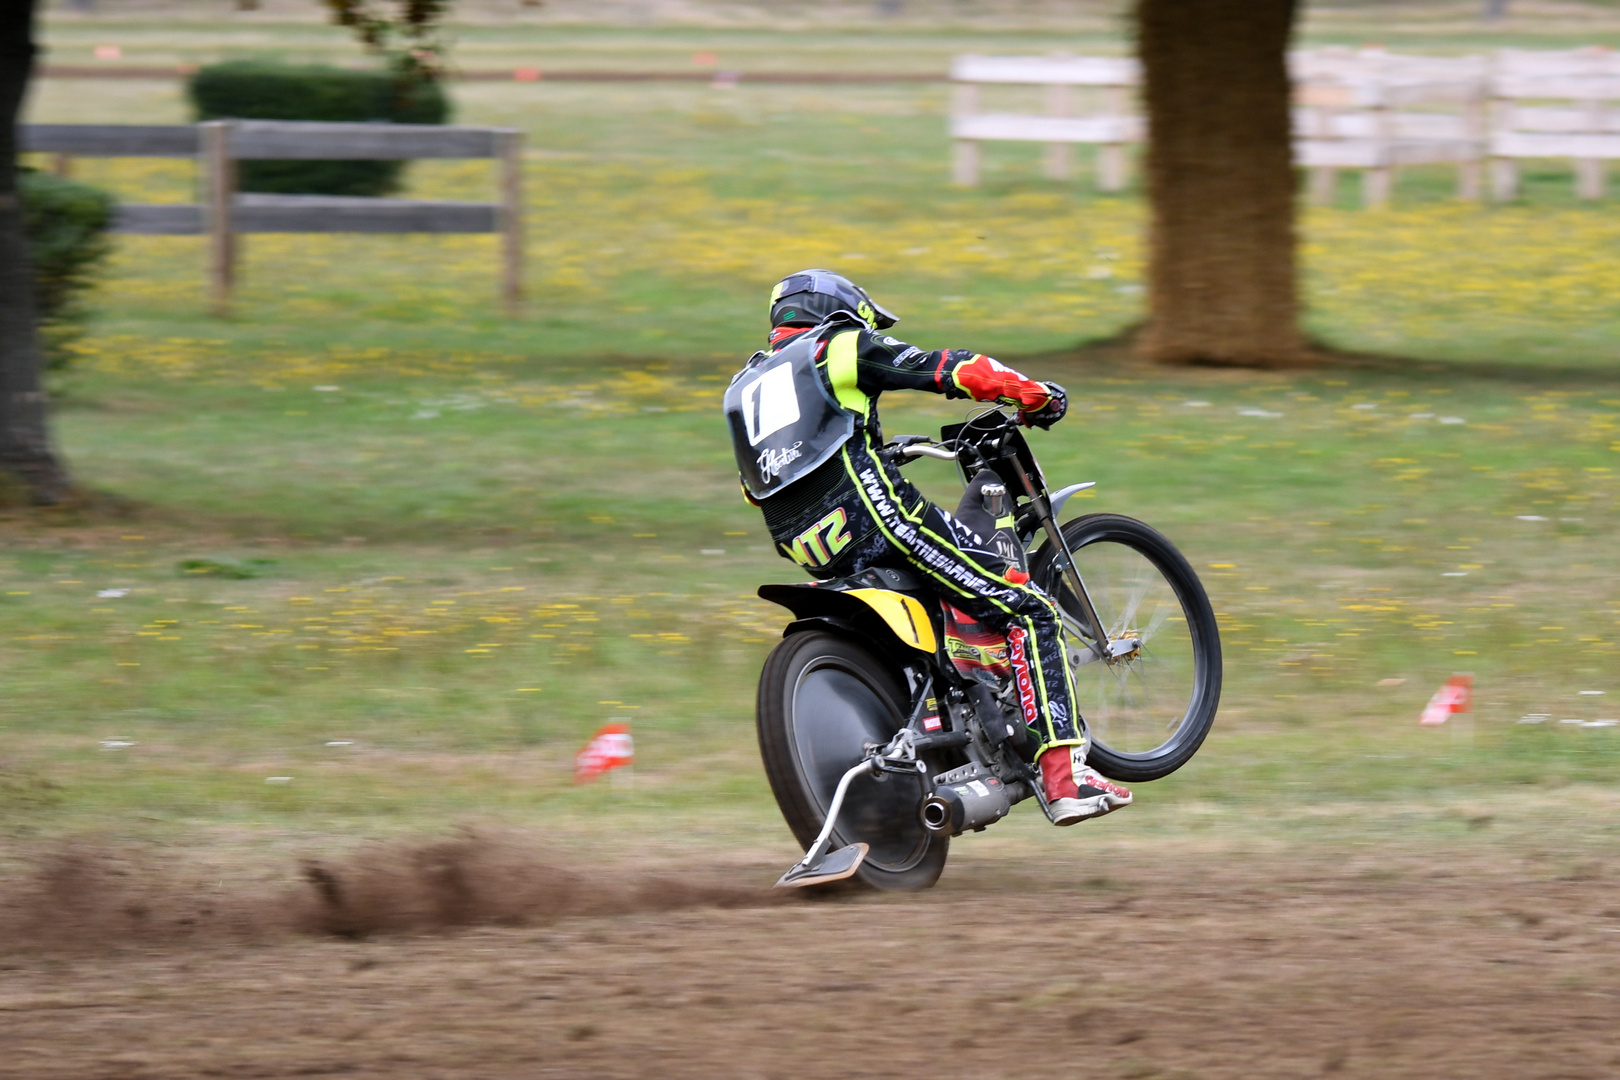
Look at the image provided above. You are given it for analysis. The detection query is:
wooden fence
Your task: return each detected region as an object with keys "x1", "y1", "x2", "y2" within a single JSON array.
[
  {"x1": 1489, "y1": 48, "x2": 1620, "y2": 200},
  {"x1": 949, "y1": 55, "x2": 1140, "y2": 190},
  {"x1": 1292, "y1": 49, "x2": 1490, "y2": 207},
  {"x1": 951, "y1": 48, "x2": 1620, "y2": 205},
  {"x1": 20, "y1": 120, "x2": 524, "y2": 314}
]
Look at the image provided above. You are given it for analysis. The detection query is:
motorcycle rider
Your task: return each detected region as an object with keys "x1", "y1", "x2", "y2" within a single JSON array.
[{"x1": 725, "y1": 269, "x2": 1131, "y2": 825}]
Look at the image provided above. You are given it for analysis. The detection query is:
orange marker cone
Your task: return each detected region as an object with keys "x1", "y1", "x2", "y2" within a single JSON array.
[
  {"x1": 1420, "y1": 674, "x2": 1473, "y2": 726},
  {"x1": 575, "y1": 722, "x2": 634, "y2": 782}
]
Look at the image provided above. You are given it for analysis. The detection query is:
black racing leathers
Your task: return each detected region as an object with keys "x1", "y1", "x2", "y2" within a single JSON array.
[{"x1": 740, "y1": 321, "x2": 1082, "y2": 751}]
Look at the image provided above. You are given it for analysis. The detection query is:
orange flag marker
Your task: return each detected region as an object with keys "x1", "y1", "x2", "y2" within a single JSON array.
[
  {"x1": 575, "y1": 722, "x2": 634, "y2": 782},
  {"x1": 1420, "y1": 674, "x2": 1473, "y2": 726}
]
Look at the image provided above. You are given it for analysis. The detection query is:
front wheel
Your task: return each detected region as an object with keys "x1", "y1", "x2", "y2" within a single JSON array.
[
  {"x1": 1030, "y1": 513, "x2": 1222, "y2": 784},
  {"x1": 756, "y1": 631, "x2": 948, "y2": 891}
]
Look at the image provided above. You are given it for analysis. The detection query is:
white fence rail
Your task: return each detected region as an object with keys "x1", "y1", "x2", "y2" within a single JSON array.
[
  {"x1": 1490, "y1": 49, "x2": 1620, "y2": 200},
  {"x1": 951, "y1": 48, "x2": 1620, "y2": 204},
  {"x1": 949, "y1": 55, "x2": 1140, "y2": 189},
  {"x1": 1291, "y1": 48, "x2": 1488, "y2": 205},
  {"x1": 20, "y1": 120, "x2": 524, "y2": 314}
]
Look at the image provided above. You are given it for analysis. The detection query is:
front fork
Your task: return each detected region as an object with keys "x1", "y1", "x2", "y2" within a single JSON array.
[{"x1": 1004, "y1": 455, "x2": 1111, "y2": 662}]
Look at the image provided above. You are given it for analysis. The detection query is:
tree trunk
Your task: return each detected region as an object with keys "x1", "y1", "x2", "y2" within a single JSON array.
[
  {"x1": 0, "y1": 0, "x2": 70, "y2": 504},
  {"x1": 1135, "y1": 0, "x2": 1307, "y2": 368}
]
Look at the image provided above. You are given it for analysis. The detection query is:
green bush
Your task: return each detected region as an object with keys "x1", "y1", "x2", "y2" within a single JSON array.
[
  {"x1": 186, "y1": 61, "x2": 451, "y2": 196},
  {"x1": 19, "y1": 170, "x2": 115, "y2": 371}
]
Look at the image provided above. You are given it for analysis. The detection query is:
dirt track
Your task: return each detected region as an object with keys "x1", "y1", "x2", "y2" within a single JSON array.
[{"x1": 2, "y1": 835, "x2": 1617, "y2": 1079}]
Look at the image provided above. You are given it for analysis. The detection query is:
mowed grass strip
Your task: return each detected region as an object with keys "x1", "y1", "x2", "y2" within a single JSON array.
[{"x1": 2, "y1": 356, "x2": 1617, "y2": 852}]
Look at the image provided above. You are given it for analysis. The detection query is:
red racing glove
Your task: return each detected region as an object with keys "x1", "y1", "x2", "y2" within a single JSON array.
[{"x1": 1020, "y1": 382, "x2": 1067, "y2": 429}]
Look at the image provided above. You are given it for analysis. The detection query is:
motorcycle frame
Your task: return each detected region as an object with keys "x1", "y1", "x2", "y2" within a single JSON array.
[{"x1": 936, "y1": 412, "x2": 1111, "y2": 662}]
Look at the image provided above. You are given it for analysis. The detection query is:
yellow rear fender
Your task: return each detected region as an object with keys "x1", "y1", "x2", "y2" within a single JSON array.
[
  {"x1": 757, "y1": 583, "x2": 939, "y2": 655},
  {"x1": 844, "y1": 589, "x2": 937, "y2": 654}
]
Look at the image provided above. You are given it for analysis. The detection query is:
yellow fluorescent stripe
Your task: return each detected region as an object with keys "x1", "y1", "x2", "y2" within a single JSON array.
[{"x1": 825, "y1": 331, "x2": 868, "y2": 413}]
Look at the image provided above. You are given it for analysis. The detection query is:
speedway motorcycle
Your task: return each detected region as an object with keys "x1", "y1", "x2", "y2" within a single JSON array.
[{"x1": 756, "y1": 408, "x2": 1222, "y2": 890}]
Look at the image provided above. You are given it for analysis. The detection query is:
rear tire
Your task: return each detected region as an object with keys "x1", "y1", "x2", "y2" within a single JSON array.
[{"x1": 757, "y1": 631, "x2": 948, "y2": 892}]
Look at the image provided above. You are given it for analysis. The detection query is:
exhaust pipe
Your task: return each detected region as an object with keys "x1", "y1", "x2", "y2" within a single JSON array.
[
  {"x1": 921, "y1": 773, "x2": 1011, "y2": 835},
  {"x1": 920, "y1": 796, "x2": 954, "y2": 832}
]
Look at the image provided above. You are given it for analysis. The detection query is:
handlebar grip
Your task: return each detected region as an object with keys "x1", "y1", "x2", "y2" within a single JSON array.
[{"x1": 901, "y1": 444, "x2": 957, "y2": 462}]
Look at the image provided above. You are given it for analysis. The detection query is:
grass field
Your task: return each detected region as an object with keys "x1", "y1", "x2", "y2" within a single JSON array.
[
  {"x1": 8, "y1": 14, "x2": 1620, "y2": 1076},
  {"x1": 7, "y1": 7, "x2": 1620, "y2": 880}
]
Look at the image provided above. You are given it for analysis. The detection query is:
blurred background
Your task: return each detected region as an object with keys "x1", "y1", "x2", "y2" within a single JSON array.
[{"x1": 3, "y1": 1, "x2": 1619, "y2": 1075}]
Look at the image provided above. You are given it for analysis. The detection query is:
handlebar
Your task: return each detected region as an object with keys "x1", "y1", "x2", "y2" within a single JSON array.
[{"x1": 885, "y1": 409, "x2": 1022, "y2": 466}]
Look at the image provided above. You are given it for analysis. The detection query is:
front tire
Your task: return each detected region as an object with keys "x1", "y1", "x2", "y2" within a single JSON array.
[
  {"x1": 756, "y1": 631, "x2": 948, "y2": 892},
  {"x1": 1030, "y1": 513, "x2": 1222, "y2": 783}
]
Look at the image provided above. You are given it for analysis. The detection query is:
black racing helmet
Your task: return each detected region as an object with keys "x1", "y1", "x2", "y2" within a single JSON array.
[{"x1": 769, "y1": 269, "x2": 898, "y2": 331}]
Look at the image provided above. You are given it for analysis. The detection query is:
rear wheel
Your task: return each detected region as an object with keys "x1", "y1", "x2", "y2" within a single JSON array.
[
  {"x1": 1030, "y1": 513, "x2": 1221, "y2": 783},
  {"x1": 756, "y1": 631, "x2": 948, "y2": 891}
]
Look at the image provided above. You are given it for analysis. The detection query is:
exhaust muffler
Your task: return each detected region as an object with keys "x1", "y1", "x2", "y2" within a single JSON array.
[{"x1": 921, "y1": 769, "x2": 1011, "y2": 835}]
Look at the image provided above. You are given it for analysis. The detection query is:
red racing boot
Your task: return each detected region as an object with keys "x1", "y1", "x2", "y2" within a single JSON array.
[{"x1": 1039, "y1": 744, "x2": 1132, "y2": 826}]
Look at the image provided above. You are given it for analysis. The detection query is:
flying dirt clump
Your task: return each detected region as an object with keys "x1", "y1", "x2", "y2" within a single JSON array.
[
  {"x1": 296, "y1": 832, "x2": 781, "y2": 938},
  {"x1": 0, "y1": 844, "x2": 290, "y2": 954},
  {"x1": 0, "y1": 831, "x2": 781, "y2": 955}
]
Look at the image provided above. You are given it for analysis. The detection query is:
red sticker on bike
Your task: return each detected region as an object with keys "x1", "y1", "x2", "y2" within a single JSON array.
[{"x1": 1006, "y1": 627, "x2": 1039, "y2": 727}]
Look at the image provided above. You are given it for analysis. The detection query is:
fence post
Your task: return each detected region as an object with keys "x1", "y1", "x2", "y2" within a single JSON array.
[
  {"x1": 1363, "y1": 91, "x2": 1393, "y2": 208},
  {"x1": 498, "y1": 129, "x2": 524, "y2": 316},
  {"x1": 1301, "y1": 89, "x2": 1336, "y2": 205},
  {"x1": 1098, "y1": 84, "x2": 1128, "y2": 192},
  {"x1": 1458, "y1": 90, "x2": 1484, "y2": 201},
  {"x1": 202, "y1": 120, "x2": 235, "y2": 316},
  {"x1": 1490, "y1": 156, "x2": 1518, "y2": 201},
  {"x1": 1576, "y1": 159, "x2": 1605, "y2": 200},
  {"x1": 1044, "y1": 80, "x2": 1070, "y2": 181},
  {"x1": 1308, "y1": 166, "x2": 1337, "y2": 205},
  {"x1": 1489, "y1": 91, "x2": 1517, "y2": 201},
  {"x1": 951, "y1": 82, "x2": 980, "y2": 186},
  {"x1": 1576, "y1": 93, "x2": 1605, "y2": 199}
]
